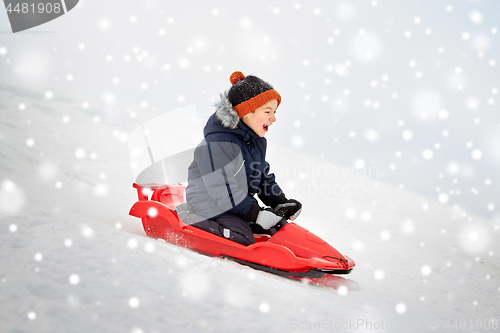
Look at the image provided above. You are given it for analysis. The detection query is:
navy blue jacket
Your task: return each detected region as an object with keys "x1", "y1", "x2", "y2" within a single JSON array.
[{"x1": 186, "y1": 113, "x2": 285, "y2": 221}]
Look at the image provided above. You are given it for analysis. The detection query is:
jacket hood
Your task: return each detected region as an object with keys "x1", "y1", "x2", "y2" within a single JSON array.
[
  {"x1": 215, "y1": 91, "x2": 239, "y2": 129},
  {"x1": 203, "y1": 92, "x2": 262, "y2": 144}
]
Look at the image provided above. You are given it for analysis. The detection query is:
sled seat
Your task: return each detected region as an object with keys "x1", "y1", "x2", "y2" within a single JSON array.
[
  {"x1": 133, "y1": 183, "x2": 186, "y2": 210},
  {"x1": 152, "y1": 185, "x2": 186, "y2": 210},
  {"x1": 133, "y1": 183, "x2": 272, "y2": 243}
]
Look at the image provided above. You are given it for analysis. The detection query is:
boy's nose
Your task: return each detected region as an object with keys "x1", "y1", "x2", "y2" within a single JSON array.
[{"x1": 269, "y1": 114, "x2": 276, "y2": 122}]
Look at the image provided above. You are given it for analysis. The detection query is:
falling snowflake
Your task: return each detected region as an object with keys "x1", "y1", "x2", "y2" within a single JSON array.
[
  {"x1": 351, "y1": 239, "x2": 365, "y2": 252},
  {"x1": 471, "y1": 149, "x2": 482, "y2": 160},
  {"x1": 98, "y1": 18, "x2": 111, "y2": 31},
  {"x1": 80, "y1": 225, "x2": 95, "y2": 239},
  {"x1": 345, "y1": 208, "x2": 357, "y2": 219},
  {"x1": 69, "y1": 274, "x2": 80, "y2": 285},
  {"x1": 420, "y1": 265, "x2": 432, "y2": 276},
  {"x1": 469, "y1": 11, "x2": 484, "y2": 24},
  {"x1": 338, "y1": 286, "x2": 349, "y2": 296},
  {"x1": 259, "y1": 302, "x2": 270, "y2": 313},
  {"x1": 74, "y1": 149, "x2": 86, "y2": 159},
  {"x1": 422, "y1": 149, "x2": 433, "y2": 160},
  {"x1": 127, "y1": 238, "x2": 138, "y2": 249},
  {"x1": 291, "y1": 135, "x2": 304, "y2": 148},
  {"x1": 402, "y1": 130, "x2": 413, "y2": 140},
  {"x1": 457, "y1": 223, "x2": 491, "y2": 255},
  {"x1": 401, "y1": 219, "x2": 414, "y2": 234},
  {"x1": 144, "y1": 243, "x2": 155, "y2": 253},
  {"x1": 128, "y1": 297, "x2": 139, "y2": 308},
  {"x1": 438, "y1": 193, "x2": 449, "y2": 204},
  {"x1": 395, "y1": 303, "x2": 406, "y2": 314},
  {"x1": 130, "y1": 327, "x2": 145, "y2": 333},
  {"x1": 93, "y1": 183, "x2": 108, "y2": 197},
  {"x1": 380, "y1": 230, "x2": 391, "y2": 241},
  {"x1": 147, "y1": 207, "x2": 158, "y2": 217},
  {"x1": 374, "y1": 269, "x2": 385, "y2": 280},
  {"x1": 360, "y1": 211, "x2": 371, "y2": 221},
  {"x1": 0, "y1": 180, "x2": 25, "y2": 216}
]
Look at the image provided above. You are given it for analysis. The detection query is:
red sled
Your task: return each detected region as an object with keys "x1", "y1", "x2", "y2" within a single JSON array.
[{"x1": 129, "y1": 183, "x2": 355, "y2": 278}]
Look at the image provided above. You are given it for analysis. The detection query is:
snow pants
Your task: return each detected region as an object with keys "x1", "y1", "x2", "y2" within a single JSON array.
[
  {"x1": 183, "y1": 213, "x2": 256, "y2": 246},
  {"x1": 181, "y1": 212, "x2": 278, "y2": 246}
]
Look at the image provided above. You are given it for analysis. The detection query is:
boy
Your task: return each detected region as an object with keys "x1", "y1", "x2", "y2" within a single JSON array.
[{"x1": 183, "y1": 71, "x2": 301, "y2": 246}]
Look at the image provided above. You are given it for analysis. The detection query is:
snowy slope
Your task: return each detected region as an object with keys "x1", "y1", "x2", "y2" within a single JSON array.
[{"x1": 1, "y1": 84, "x2": 499, "y2": 333}]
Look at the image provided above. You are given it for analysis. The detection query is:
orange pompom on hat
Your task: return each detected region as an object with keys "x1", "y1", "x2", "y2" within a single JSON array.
[{"x1": 227, "y1": 71, "x2": 281, "y2": 118}]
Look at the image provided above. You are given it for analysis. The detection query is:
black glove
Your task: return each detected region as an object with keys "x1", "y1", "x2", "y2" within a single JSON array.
[{"x1": 274, "y1": 198, "x2": 302, "y2": 220}]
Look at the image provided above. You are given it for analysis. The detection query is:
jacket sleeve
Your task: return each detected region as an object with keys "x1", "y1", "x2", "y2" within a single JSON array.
[
  {"x1": 193, "y1": 138, "x2": 255, "y2": 218},
  {"x1": 257, "y1": 160, "x2": 287, "y2": 208}
]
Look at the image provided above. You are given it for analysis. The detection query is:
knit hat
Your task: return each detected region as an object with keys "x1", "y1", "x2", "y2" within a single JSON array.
[
  {"x1": 228, "y1": 71, "x2": 281, "y2": 118},
  {"x1": 215, "y1": 71, "x2": 281, "y2": 129}
]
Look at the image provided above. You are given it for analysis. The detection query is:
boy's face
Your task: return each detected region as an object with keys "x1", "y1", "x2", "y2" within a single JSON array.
[{"x1": 241, "y1": 99, "x2": 279, "y2": 137}]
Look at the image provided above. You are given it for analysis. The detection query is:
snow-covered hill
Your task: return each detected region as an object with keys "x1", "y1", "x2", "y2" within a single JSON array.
[{"x1": 1, "y1": 84, "x2": 499, "y2": 333}]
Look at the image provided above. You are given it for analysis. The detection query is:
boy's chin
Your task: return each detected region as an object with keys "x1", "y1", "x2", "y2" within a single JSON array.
[
  {"x1": 257, "y1": 128, "x2": 267, "y2": 137},
  {"x1": 251, "y1": 126, "x2": 267, "y2": 137}
]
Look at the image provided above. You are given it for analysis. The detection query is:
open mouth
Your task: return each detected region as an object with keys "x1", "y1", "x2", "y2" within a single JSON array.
[{"x1": 263, "y1": 124, "x2": 269, "y2": 132}]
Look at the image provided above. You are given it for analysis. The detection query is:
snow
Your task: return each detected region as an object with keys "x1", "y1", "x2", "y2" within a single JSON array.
[{"x1": 1, "y1": 83, "x2": 499, "y2": 333}]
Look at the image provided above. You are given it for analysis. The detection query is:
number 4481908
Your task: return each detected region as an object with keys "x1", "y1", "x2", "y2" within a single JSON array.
[
  {"x1": 444, "y1": 319, "x2": 498, "y2": 330},
  {"x1": 6, "y1": 2, "x2": 62, "y2": 14}
]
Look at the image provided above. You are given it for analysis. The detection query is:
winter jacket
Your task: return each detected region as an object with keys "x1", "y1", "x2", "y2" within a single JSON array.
[{"x1": 186, "y1": 93, "x2": 286, "y2": 222}]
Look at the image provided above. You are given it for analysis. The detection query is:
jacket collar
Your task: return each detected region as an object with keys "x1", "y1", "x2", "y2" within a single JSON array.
[
  {"x1": 237, "y1": 119, "x2": 261, "y2": 144},
  {"x1": 204, "y1": 91, "x2": 263, "y2": 144}
]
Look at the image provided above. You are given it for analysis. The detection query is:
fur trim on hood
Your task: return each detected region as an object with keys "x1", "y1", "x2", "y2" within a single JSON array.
[{"x1": 215, "y1": 91, "x2": 240, "y2": 129}]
